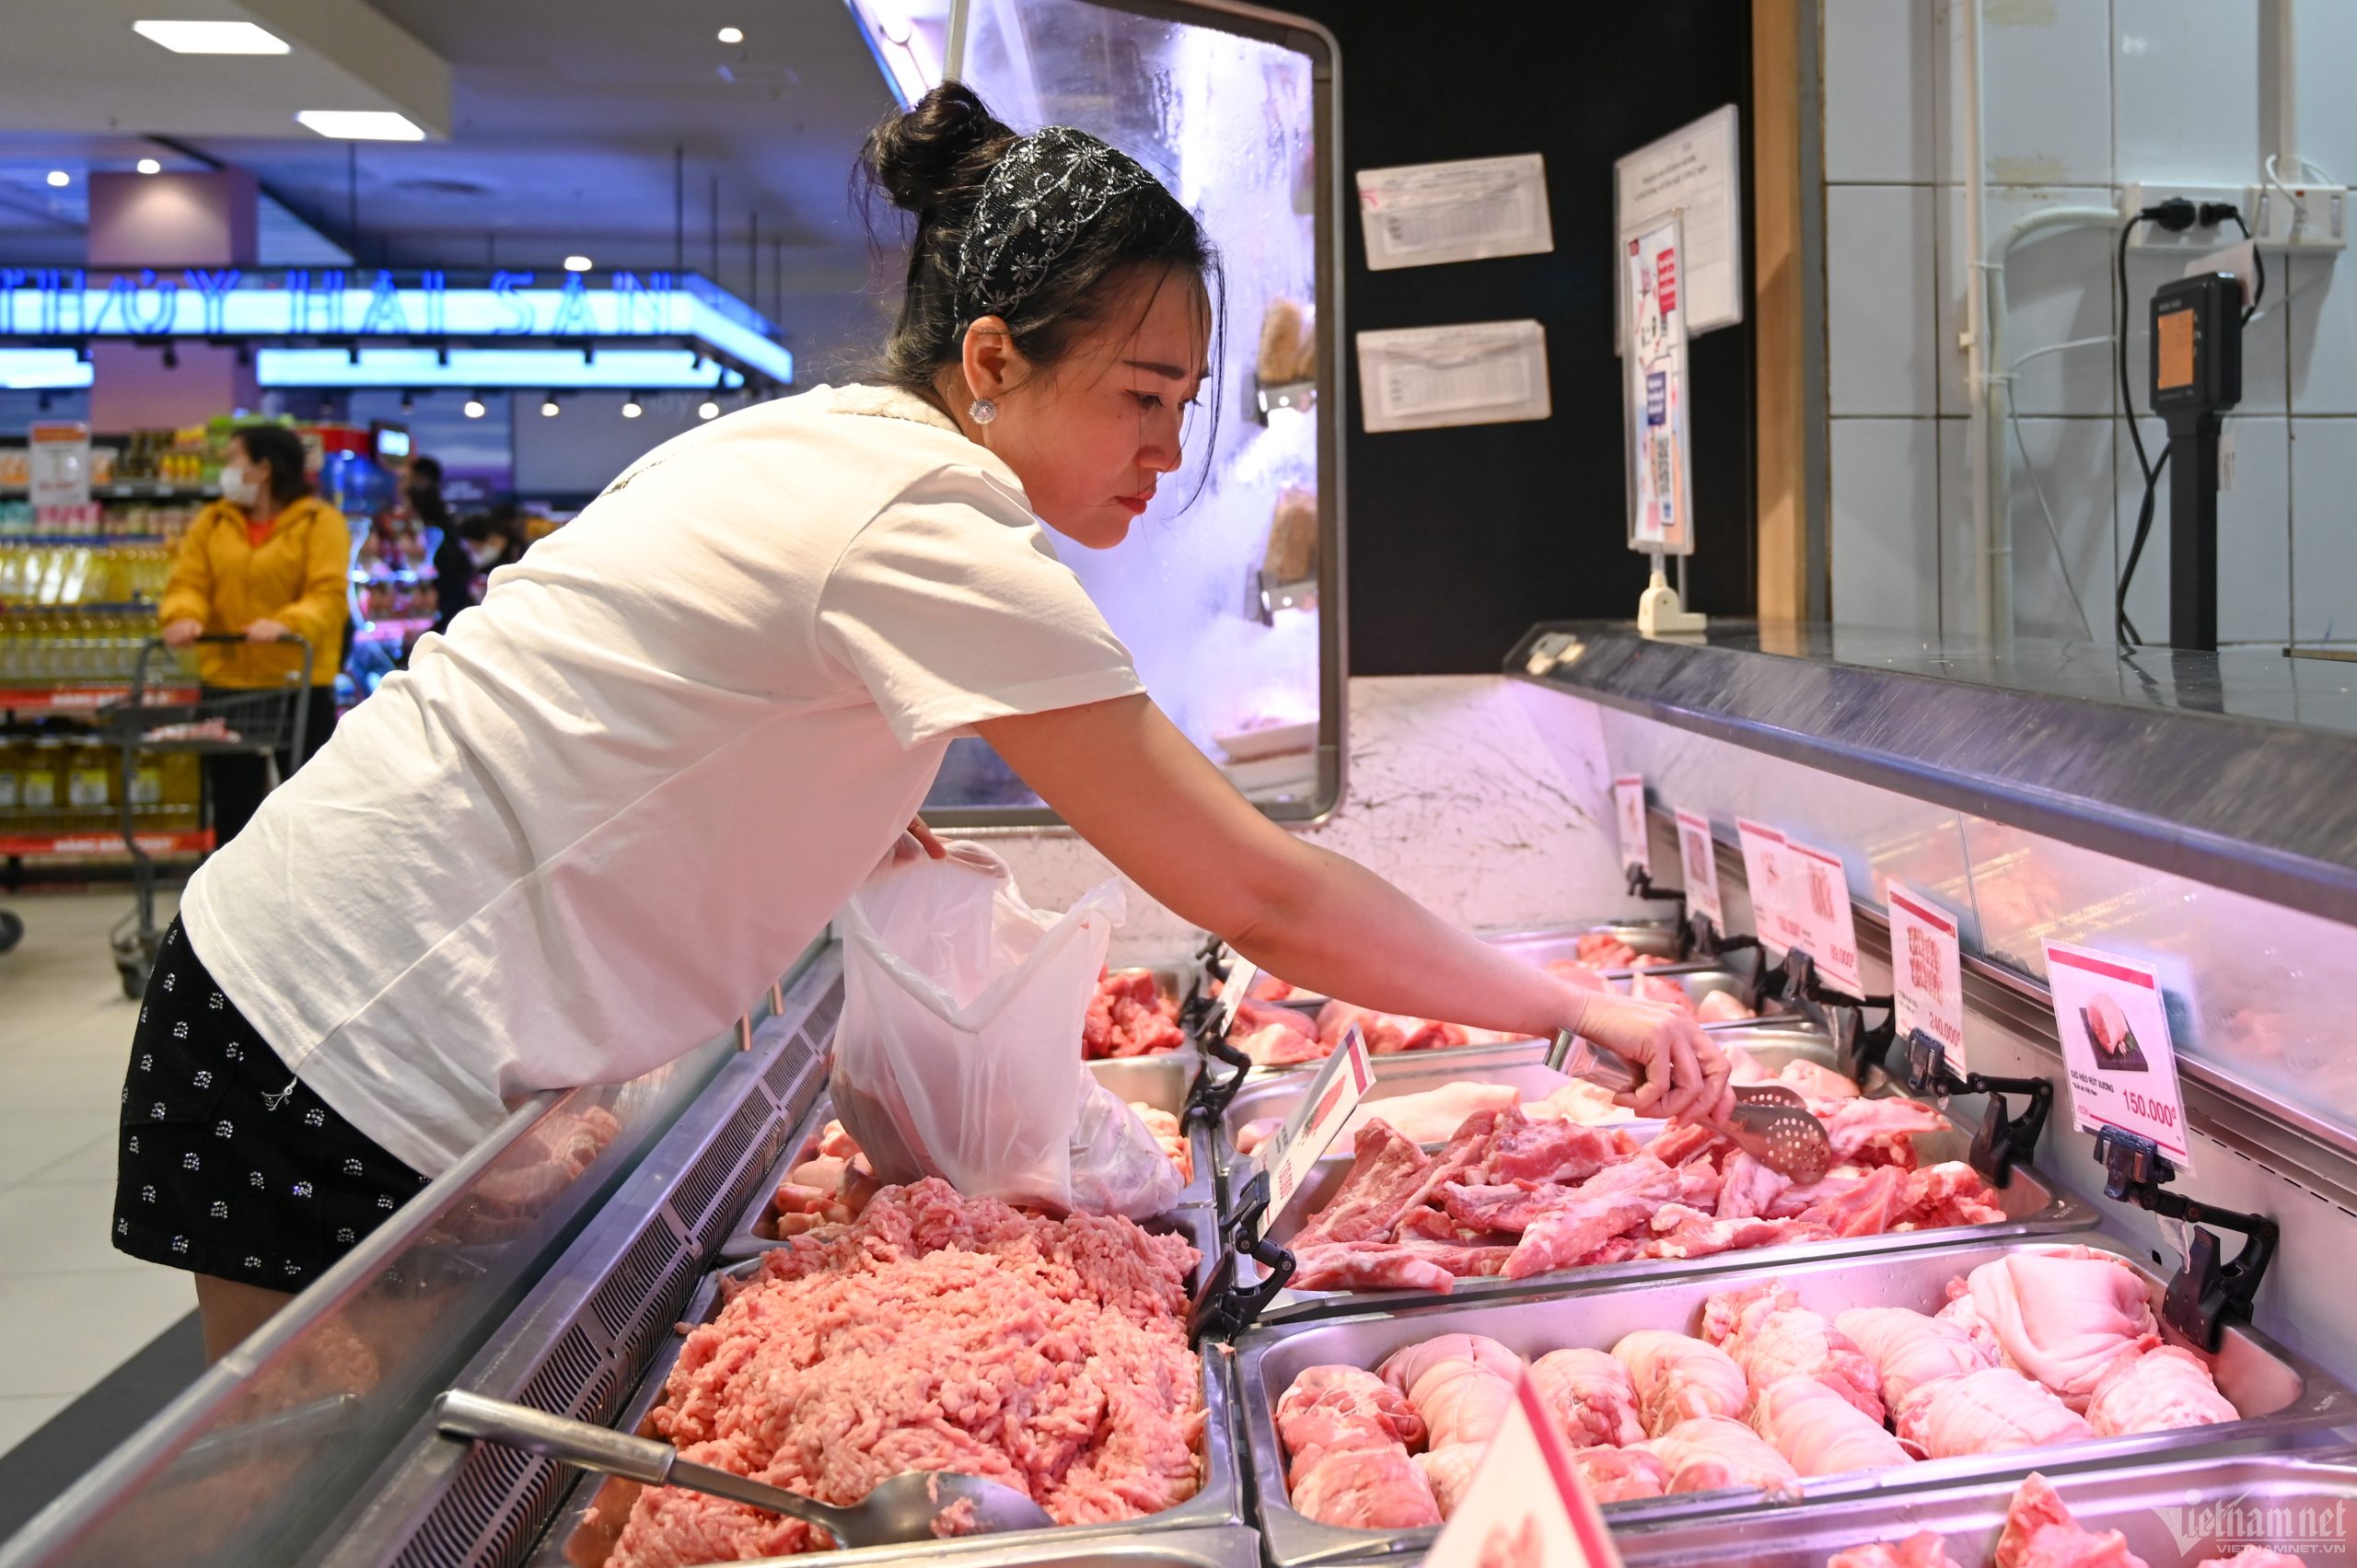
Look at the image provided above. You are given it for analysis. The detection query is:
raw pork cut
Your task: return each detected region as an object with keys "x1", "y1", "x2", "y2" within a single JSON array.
[
  {"x1": 1574, "y1": 932, "x2": 1642, "y2": 968},
  {"x1": 1528, "y1": 1348, "x2": 1645, "y2": 1447},
  {"x1": 1992, "y1": 1472, "x2": 2143, "y2": 1568},
  {"x1": 1643, "y1": 1415, "x2": 1803, "y2": 1495},
  {"x1": 1527, "y1": 1078, "x2": 1639, "y2": 1125},
  {"x1": 1613, "y1": 1330, "x2": 1749, "y2": 1435},
  {"x1": 1698, "y1": 990, "x2": 1759, "y2": 1024},
  {"x1": 1084, "y1": 969, "x2": 1185, "y2": 1058},
  {"x1": 1289, "y1": 1445, "x2": 1442, "y2": 1529},
  {"x1": 1503, "y1": 1155, "x2": 1682, "y2": 1279},
  {"x1": 1835, "y1": 1307, "x2": 2000, "y2": 1408},
  {"x1": 1823, "y1": 1098, "x2": 1947, "y2": 1167},
  {"x1": 1828, "y1": 1534, "x2": 1966, "y2": 1568},
  {"x1": 1413, "y1": 1445, "x2": 1483, "y2": 1519},
  {"x1": 1778, "y1": 1060, "x2": 1860, "y2": 1100},
  {"x1": 1289, "y1": 1243, "x2": 1457, "y2": 1295},
  {"x1": 1481, "y1": 1117, "x2": 1631, "y2": 1185},
  {"x1": 1717, "y1": 1151, "x2": 1794, "y2": 1220},
  {"x1": 1893, "y1": 1367, "x2": 2094, "y2": 1458},
  {"x1": 1317, "y1": 1001, "x2": 1470, "y2": 1055},
  {"x1": 1377, "y1": 1332, "x2": 1523, "y2": 1395},
  {"x1": 1275, "y1": 1365, "x2": 1425, "y2": 1484},
  {"x1": 1796, "y1": 1166, "x2": 1910, "y2": 1236},
  {"x1": 1897, "y1": 1163, "x2": 2009, "y2": 1230},
  {"x1": 1964, "y1": 1246, "x2": 2159, "y2": 1410},
  {"x1": 2084, "y1": 1345, "x2": 2237, "y2": 1436},
  {"x1": 1293, "y1": 1121, "x2": 1431, "y2": 1247},
  {"x1": 1376, "y1": 1334, "x2": 1519, "y2": 1450},
  {"x1": 1748, "y1": 1374, "x2": 1915, "y2": 1477},
  {"x1": 1240, "y1": 1022, "x2": 1329, "y2": 1067},
  {"x1": 1640, "y1": 1205, "x2": 1832, "y2": 1260},
  {"x1": 1703, "y1": 1281, "x2": 1885, "y2": 1422},
  {"x1": 1565, "y1": 1444, "x2": 1671, "y2": 1503}
]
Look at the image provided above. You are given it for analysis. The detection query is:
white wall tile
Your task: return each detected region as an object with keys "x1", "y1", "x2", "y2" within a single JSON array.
[
  {"x1": 1937, "y1": 0, "x2": 2114, "y2": 187},
  {"x1": 1829, "y1": 185, "x2": 1940, "y2": 415},
  {"x1": 1831, "y1": 418, "x2": 1943, "y2": 630},
  {"x1": 1939, "y1": 187, "x2": 2119, "y2": 417},
  {"x1": 2291, "y1": 418, "x2": 2357, "y2": 642},
  {"x1": 2293, "y1": 0, "x2": 2357, "y2": 196},
  {"x1": 2113, "y1": 414, "x2": 2292, "y2": 645},
  {"x1": 2288, "y1": 253, "x2": 2357, "y2": 414},
  {"x1": 1826, "y1": 0, "x2": 1939, "y2": 183},
  {"x1": 2004, "y1": 416, "x2": 2118, "y2": 642},
  {"x1": 2116, "y1": 0, "x2": 2262, "y2": 187},
  {"x1": 1937, "y1": 417, "x2": 1975, "y2": 635}
]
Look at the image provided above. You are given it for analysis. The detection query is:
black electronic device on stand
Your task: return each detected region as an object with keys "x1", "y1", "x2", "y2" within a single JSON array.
[{"x1": 2150, "y1": 273, "x2": 2244, "y2": 651}]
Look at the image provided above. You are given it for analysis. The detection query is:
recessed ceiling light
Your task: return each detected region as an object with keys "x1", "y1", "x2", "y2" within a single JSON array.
[
  {"x1": 717, "y1": 26, "x2": 745, "y2": 43},
  {"x1": 697, "y1": 400, "x2": 721, "y2": 420},
  {"x1": 135, "y1": 157, "x2": 162, "y2": 175},
  {"x1": 134, "y1": 19, "x2": 291, "y2": 54},
  {"x1": 563, "y1": 255, "x2": 592, "y2": 273},
  {"x1": 621, "y1": 396, "x2": 644, "y2": 418},
  {"x1": 45, "y1": 170, "x2": 70, "y2": 188},
  {"x1": 296, "y1": 110, "x2": 426, "y2": 142},
  {"x1": 541, "y1": 397, "x2": 560, "y2": 417},
  {"x1": 463, "y1": 397, "x2": 486, "y2": 419}
]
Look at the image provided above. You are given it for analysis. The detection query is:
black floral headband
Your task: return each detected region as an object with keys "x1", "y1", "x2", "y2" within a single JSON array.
[{"x1": 953, "y1": 125, "x2": 1159, "y2": 321}]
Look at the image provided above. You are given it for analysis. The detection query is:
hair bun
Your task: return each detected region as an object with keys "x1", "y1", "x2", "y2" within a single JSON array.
[{"x1": 861, "y1": 82, "x2": 1016, "y2": 215}]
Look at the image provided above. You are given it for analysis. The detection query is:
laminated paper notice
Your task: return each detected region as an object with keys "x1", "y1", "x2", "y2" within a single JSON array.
[
  {"x1": 1357, "y1": 153, "x2": 1554, "y2": 272},
  {"x1": 1615, "y1": 104, "x2": 1743, "y2": 337},
  {"x1": 1736, "y1": 819, "x2": 1799, "y2": 957},
  {"x1": 1256, "y1": 1026, "x2": 1374, "y2": 1237},
  {"x1": 1676, "y1": 809, "x2": 1724, "y2": 932},
  {"x1": 1612, "y1": 774, "x2": 1649, "y2": 875},
  {"x1": 1423, "y1": 1372, "x2": 1625, "y2": 1568},
  {"x1": 2045, "y1": 941, "x2": 2193, "y2": 1172},
  {"x1": 1786, "y1": 839, "x2": 1864, "y2": 998},
  {"x1": 1356, "y1": 319, "x2": 1550, "y2": 434},
  {"x1": 1888, "y1": 883, "x2": 1967, "y2": 1073},
  {"x1": 1624, "y1": 216, "x2": 1692, "y2": 553}
]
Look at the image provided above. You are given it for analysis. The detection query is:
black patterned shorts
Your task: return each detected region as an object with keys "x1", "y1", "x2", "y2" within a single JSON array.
[{"x1": 112, "y1": 920, "x2": 429, "y2": 1292}]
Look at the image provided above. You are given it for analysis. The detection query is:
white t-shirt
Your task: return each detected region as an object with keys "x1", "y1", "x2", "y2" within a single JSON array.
[{"x1": 181, "y1": 385, "x2": 1143, "y2": 1176}]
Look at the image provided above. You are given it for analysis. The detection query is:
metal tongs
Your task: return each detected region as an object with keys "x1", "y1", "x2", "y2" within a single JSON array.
[{"x1": 1550, "y1": 1029, "x2": 1833, "y2": 1183}]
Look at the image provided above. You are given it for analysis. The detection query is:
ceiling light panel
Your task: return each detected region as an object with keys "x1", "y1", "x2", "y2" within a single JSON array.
[
  {"x1": 133, "y1": 19, "x2": 292, "y2": 54},
  {"x1": 296, "y1": 110, "x2": 426, "y2": 141}
]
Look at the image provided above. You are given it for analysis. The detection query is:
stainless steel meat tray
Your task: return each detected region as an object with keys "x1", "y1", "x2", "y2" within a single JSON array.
[
  {"x1": 533, "y1": 1206, "x2": 1243, "y2": 1568},
  {"x1": 1608, "y1": 1451, "x2": 2357, "y2": 1567},
  {"x1": 719, "y1": 1057, "x2": 1217, "y2": 1260},
  {"x1": 1221, "y1": 922, "x2": 1705, "y2": 1016},
  {"x1": 809, "y1": 1525, "x2": 1263, "y2": 1568},
  {"x1": 1232, "y1": 1237, "x2": 2354, "y2": 1568},
  {"x1": 1218, "y1": 1029, "x2": 2090, "y2": 1320}
]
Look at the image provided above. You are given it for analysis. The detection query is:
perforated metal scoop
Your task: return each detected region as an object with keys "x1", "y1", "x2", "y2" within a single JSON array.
[
  {"x1": 1550, "y1": 1031, "x2": 1834, "y2": 1183},
  {"x1": 436, "y1": 1391, "x2": 1052, "y2": 1549}
]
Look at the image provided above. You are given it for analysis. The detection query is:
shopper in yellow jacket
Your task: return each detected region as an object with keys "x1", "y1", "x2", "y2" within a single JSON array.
[{"x1": 159, "y1": 424, "x2": 347, "y2": 846}]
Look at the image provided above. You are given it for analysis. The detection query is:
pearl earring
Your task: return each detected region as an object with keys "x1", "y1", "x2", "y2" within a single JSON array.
[{"x1": 968, "y1": 397, "x2": 998, "y2": 425}]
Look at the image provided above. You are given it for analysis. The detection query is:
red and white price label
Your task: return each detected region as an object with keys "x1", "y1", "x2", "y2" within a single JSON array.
[
  {"x1": 1785, "y1": 839, "x2": 1864, "y2": 998},
  {"x1": 1887, "y1": 883, "x2": 1966, "y2": 1072},
  {"x1": 1255, "y1": 1026, "x2": 1374, "y2": 1238},
  {"x1": 1735, "y1": 819, "x2": 1800, "y2": 955},
  {"x1": 1612, "y1": 774, "x2": 1650, "y2": 875},
  {"x1": 1424, "y1": 1371, "x2": 1624, "y2": 1568},
  {"x1": 1674, "y1": 809, "x2": 1723, "y2": 931},
  {"x1": 2045, "y1": 941, "x2": 2194, "y2": 1172},
  {"x1": 1210, "y1": 951, "x2": 1260, "y2": 1042}
]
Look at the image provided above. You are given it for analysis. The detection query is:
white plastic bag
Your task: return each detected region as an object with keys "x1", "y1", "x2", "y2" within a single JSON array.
[{"x1": 830, "y1": 841, "x2": 1186, "y2": 1219}]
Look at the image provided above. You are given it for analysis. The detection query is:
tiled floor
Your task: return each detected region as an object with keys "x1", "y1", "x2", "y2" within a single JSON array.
[{"x1": 0, "y1": 889, "x2": 195, "y2": 1460}]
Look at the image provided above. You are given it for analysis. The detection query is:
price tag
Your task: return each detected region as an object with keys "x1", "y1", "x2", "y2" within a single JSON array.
[
  {"x1": 2045, "y1": 941, "x2": 2194, "y2": 1173},
  {"x1": 1207, "y1": 949, "x2": 1260, "y2": 1043},
  {"x1": 1674, "y1": 809, "x2": 1723, "y2": 931},
  {"x1": 1888, "y1": 883, "x2": 1966, "y2": 1073},
  {"x1": 1423, "y1": 1371, "x2": 1624, "y2": 1568},
  {"x1": 1735, "y1": 819, "x2": 1800, "y2": 956},
  {"x1": 1786, "y1": 840, "x2": 1864, "y2": 998},
  {"x1": 1255, "y1": 1025, "x2": 1374, "y2": 1238},
  {"x1": 29, "y1": 420, "x2": 92, "y2": 511},
  {"x1": 1612, "y1": 774, "x2": 1650, "y2": 875}
]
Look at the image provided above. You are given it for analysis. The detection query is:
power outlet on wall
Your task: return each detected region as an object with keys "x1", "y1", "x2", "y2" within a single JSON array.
[{"x1": 2121, "y1": 181, "x2": 2347, "y2": 253}]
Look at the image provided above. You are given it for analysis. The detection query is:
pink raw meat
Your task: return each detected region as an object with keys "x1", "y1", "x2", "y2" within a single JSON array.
[
  {"x1": 2084, "y1": 1346, "x2": 2238, "y2": 1436},
  {"x1": 1829, "y1": 1534, "x2": 1967, "y2": 1568},
  {"x1": 1399, "y1": 1107, "x2": 1514, "y2": 1216},
  {"x1": 2194, "y1": 1554, "x2": 2312, "y2": 1567},
  {"x1": 1503, "y1": 1155, "x2": 1682, "y2": 1279},
  {"x1": 1717, "y1": 1151, "x2": 1794, "y2": 1220},
  {"x1": 1697, "y1": 989, "x2": 1759, "y2": 1025},
  {"x1": 1441, "y1": 1183, "x2": 1564, "y2": 1236},
  {"x1": 1823, "y1": 1098, "x2": 1947, "y2": 1167},
  {"x1": 1993, "y1": 1473, "x2": 2146, "y2": 1568},
  {"x1": 1575, "y1": 1234, "x2": 1645, "y2": 1268},
  {"x1": 1548, "y1": 957, "x2": 1614, "y2": 989},
  {"x1": 1613, "y1": 1330, "x2": 1749, "y2": 1436},
  {"x1": 1275, "y1": 1365, "x2": 1427, "y2": 1485},
  {"x1": 1378, "y1": 1332, "x2": 1524, "y2": 1396},
  {"x1": 1388, "y1": 1237, "x2": 1516, "y2": 1278},
  {"x1": 1234, "y1": 1118, "x2": 1283, "y2": 1156},
  {"x1": 1779, "y1": 1060, "x2": 1861, "y2": 1100},
  {"x1": 1643, "y1": 1415, "x2": 1803, "y2": 1495},
  {"x1": 1895, "y1": 1162, "x2": 2008, "y2": 1230},
  {"x1": 1481, "y1": 1118, "x2": 1631, "y2": 1185},
  {"x1": 1703, "y1": 1281, "x2": 1885, "y2": 1422},
  {"x1": 1316, "y1": 1001, "x2": 1469, "y2": 1055},
  {"x1": 1937, "y1": 1288, "x2": 2006, "y2": 1364},
  {"x1": 1835, "y1": 1307, "x2": 1999, "y2": 1408},
  {"x1": 1965, "y1": 1246, "x2": 2160, "y2": 1411},
  {"x1": 1289, "y1": 1444, "x2": 1442, "y2": 1529},
  {"x1": 1649, "y1": 1121, "x2": 1728, "y2": 1167},
  {"x1": 1748, "y1": 1373, "x2": 1915, "y2": 1477},
  {"x1": 1894, "y1": 1367, "x2": 2094, "y2": 1458},
  {"x1": 1409, "y1": 1362, "x2": 1517, "y2": 1450},
  {"x1": 1566, "y1": 1443, "x2": 1671, "y2": 1503},
  {"x1": 1796, "y1": 1166, "x2": 1910, "y2": 1235},
  {"x1": 1336, "y1": 1082, "x2": 1522, "y2": 1146},
  {"x1": 1240, "y1": 1022, "x2": 1329, "y2": 1067},
  {"x1": 1638, "y1": 1204, "x2": 1833, "y2": 1260},
  {"x1": 1413, "y1": 1445, "x2": 1483, "y2": 1519},
  {"x1": 1294, "y1": 1121, "x2": 1432, "y2": 1247},
  {"x1": 1529, "y1": 1348, "x2": 1645, "y2": 1447},
  {"x1": 1289, "y1": 1243, "x2": 1457, "y2": 1295},
  {"x1": 1765, "y1": 1167, "x2": 1880, "y2": 1219}
]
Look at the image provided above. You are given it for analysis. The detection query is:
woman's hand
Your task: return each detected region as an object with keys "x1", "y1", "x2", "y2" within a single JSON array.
[
  {"x1": 245, "y1": 618, "x2": 290, "y2": 643},
  {"x1": 161, "y1": 619, "x2": 204, "y2": 649},
  {"x1": 1562, "y1": 988, "x2": 1734, "y2": 1124}
]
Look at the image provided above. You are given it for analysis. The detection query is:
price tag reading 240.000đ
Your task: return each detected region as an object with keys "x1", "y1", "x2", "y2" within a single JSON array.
[
  {"x1": 1255, "y1": 1026, "x2": 1375, "y2": 1240},
  {"x1": 2043, "y1": 940, "x2": 2194, "y2": 1172},
  {"x1": 1887, "y1": 883, "x2": 1966, "y2": 1073}
]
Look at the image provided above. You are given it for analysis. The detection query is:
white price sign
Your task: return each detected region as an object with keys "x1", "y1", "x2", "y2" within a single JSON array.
[
  {"x1": 1256, "y1": 1026, "x2": 1374, "y2": 1238},
  {"x1": 1735, "y1": 819, "x2": 1801, "y2": 955},
  {"x1": 1209, "y1": 951, "x2": 1260, "y2": 1043},
  {"x1": 1675, "y1": 809, "x2": 1723, "y2": 931},
  {"x1": 29, "y1": 420, "x2": 92, "y2": 510},
  {"x1": 1612, "y1": 774, "x2": 1649, "y2": 875},
  {"x1": 1786, "y1": 840, "x2": 1864, "y2": 998},
  {"x1": 1423, "y1": 1372, "x2": 1625, "y2": 1568},
  {"x1": 2045, "y1": 942, "x2": 2194, "y2": 1172},
  {"x1": 1888, "y1": 883, "x2": 1966, "y2": 1072}
]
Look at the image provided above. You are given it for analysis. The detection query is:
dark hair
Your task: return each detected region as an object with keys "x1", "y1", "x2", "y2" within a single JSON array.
[
  {"x1": 456, "y1": 510, "x2": 511, "y2": 545},
  {"x1": 857, "y1": 84, "x2": 1221, "y2": 428},
  {"x1": 231, "y1": 424, "x2": 312, "y2": 508},
  {"x1": 408, "y1": 455, "x2": 443, "y2": 484}
]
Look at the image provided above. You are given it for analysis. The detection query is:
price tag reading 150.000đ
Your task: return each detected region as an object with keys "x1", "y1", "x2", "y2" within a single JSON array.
[{"x1": 2043, "y1": 940, "x2": 2194, "y2": 1172}]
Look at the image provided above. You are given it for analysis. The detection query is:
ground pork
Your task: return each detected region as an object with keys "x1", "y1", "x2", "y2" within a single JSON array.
[{"x1": 607, "y1": 1179, "x2": 1203, "y2": 1566}]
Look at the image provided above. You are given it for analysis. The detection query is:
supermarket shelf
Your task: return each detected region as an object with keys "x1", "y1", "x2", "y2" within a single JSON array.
[
  {"x1": 355, "y1": 616, "x2": 435, "y2": 645},
  {"x1": 0, "y1": 828, "x2": 213, "y2": 856},
  {"x1": 1, "y1": 685, "x2": 198, "y2": 714},
  {"x1": 0, "y1": 483, "x2": 215, "y2": 501}
]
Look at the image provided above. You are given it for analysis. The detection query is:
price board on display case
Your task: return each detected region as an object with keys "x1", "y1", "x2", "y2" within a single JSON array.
[
  {"x1": 1612, "y1": 774, "x2": 1650, "y2": 876},
  {"x1": 1736, "y1": 819, "x2": 1800, "y2": 954},
  {"x1": 1254, "y1": 1026, "x2": 1374, "y2": 1237},
  {"x1": 1786, "y1": 840, "x2": 1865, "y2": 997},
  {"x1": 2045, "y1": 942, "x2": 2195, "y2": 1172},
  {"x1": 1676, "y1": 810, "x2": 1724, "y2": 930},
  {"x1": 1888, "y1": 883, "x2": 1967, "y2": 1071},
  {"x1": 1622, "y1": 215, "x2": 1693, "y2": 554}
]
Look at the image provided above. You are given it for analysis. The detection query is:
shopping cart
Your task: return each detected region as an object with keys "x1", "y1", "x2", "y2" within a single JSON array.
[{"x1": 98, "y1": 633, "x2": 313, "y2": 999}]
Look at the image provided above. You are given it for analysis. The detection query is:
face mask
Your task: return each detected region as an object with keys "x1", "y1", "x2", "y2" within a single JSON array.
[{"x1": 219, "y1": 464, "x2": 261, "y2": 509}]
